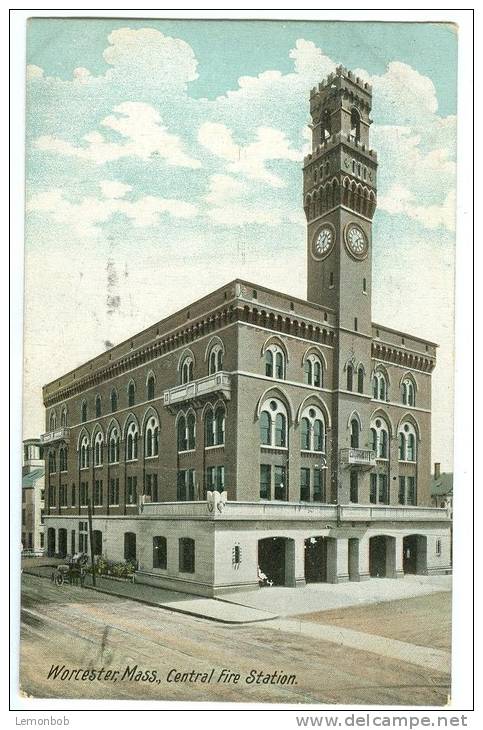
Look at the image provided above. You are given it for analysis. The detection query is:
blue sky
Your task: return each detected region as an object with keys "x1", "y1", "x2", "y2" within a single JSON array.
[{"x1": 24, "y1": 19, "x2": 457, "y2": 469}]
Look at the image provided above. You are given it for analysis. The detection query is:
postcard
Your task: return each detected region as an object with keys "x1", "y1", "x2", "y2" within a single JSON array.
[{"x1": 18, "y1": 15, "x2": 461, "y2": 710}]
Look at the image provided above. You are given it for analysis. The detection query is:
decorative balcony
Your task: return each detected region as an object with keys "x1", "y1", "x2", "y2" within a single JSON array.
[
  {"x1": 339, "y1": 448, "x2": 376, "y2": 469},
  {"x1": 40, "y1": 427, "x2": 70, "y2": 444},
  {"x1": 163, "y1": 372, "x2": 232, "y2": 411}
]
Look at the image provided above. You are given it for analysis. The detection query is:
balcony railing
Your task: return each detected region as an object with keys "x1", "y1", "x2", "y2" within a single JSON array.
[
  {"x1": 339, "y1": 448, "x2": 376, "y2": 467},
  {"x1": 40, "y1": 427, "x2": 70, "y2": 444},
  {"x1": 163, "y1": 372, "x2": 231, "y2": 408}
]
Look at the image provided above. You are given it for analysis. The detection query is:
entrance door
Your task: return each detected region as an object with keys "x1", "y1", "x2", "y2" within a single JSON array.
[
  {"x1": 124, "y1": 532, "x2": 136, "y2": 562},
  {"x1": 304, "y1": 536, "x2": 328, "y2": 583},
  {"x1": 403, "y1": 535, "x2": 427, "y2": 575},
  {"x1": 57, "y1": 528, "x2": 67, "y2": 558},
  {"x1": 258, "y1": 537, "x2": 294, "y2": 586},
  {"x1": 47, "y1": 528, "x2": 56, "y2": 557}
]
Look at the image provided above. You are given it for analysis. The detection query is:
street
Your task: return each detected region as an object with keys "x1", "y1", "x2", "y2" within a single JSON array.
[{"x1": 19, "y1": 573, "x2": 451, "y2": 705}]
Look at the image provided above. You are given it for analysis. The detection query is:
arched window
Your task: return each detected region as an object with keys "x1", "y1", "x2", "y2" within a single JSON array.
[
  {"x1": 110, "y1": 389, "x2": 118, "y2": 413},
  {"x1": 49, "y1": 412, "x2": 57, "y2": 431},
  {"x1": 398, "y1": 432, "x2": 406, "y2": 461},
  {"x1": 260, "y1": 411, "x2": 271, "y2": 445},
  {"x1": 399, "y1": 423, "x2": 417, "y2": 461},
  {"x1": 81, "y1": 401, "x2": 87, "y2": 424},
  {"x1": 275, "y1": 413, "x2": 286, "y2": 447},
  {"x1": 357, "y1": 366, "x2": 364, "y2": 394},
  {"x1": 59, "y1": 446, "x2": 67, "y2": 472},
  {"x1": 208, "y1": 344, "x2": 224, "y2": 374},
  {"x1": 153, "y1": 536, "x2": 167, "y2": 570},
  {"x1": 145, "y1": 416, "x2": 159, "y2": 457},
  {"x1": 347, "y1": 364, "x2": 354, "y2": 391},
  {"x1": 126, "y1": 422, "x2": 138, "y2": 461},
  {"x1": 372, "y1": 371, "x2": 388, "y2": 401},
  {"x1": 177, "y1": 416, "x2": 186, "y2": 452},
  {"x1": 371, "y1": 418, "x2": 389, "y2": 459},
  {"x1": 205, "y1": 410, "x2": 214, "y2": 447},
  {"x1": 214, "y1": 407, "x2": 225, "y2": 445},
  {"x1": 350, "y1": 418, "x2": 359, "y2": 449},
  {"x1": 304, "y1": 353, "x2": 323, "y2": 387},
  {"x1": 109, "y1": 427, "x2": 120, "y2": 463},
  {"x1": 265, "y1": 350, "x2": 273, "y2": 377},
  {"x1": 350, "y1": 108, "x2": 361, "y2": 143},
  {"x1": 260, "y1": 399, "x2": 288, "y2": 448},
  {"x1": 264, "y1": 345, "x2": 285, "y2": 380},
  {"x1": 95, "y1": 395, "x2": 102, "y2": 418},
  {"x1": 61, "y1": 408, "x2": 67, "y2": 427},
  {"x1": 147, "y1": 374, "x2": 155, "y2": 401},
  {"x1": 300, "y1": 406, "x2": 326, "y2": 452},
  {"x1": 128, "y1": 381, "x2": 135, "y2": 407},
  {"x1": 181, "y1": 356, "x2": 194, "y2": 384},
  {"x1": 402, "y1": 378, "x2": 416, "y2": 406},
  {"x1": 187, "y1": 413, "x2": 196, "y2": 450},
  {"x1": 79, "y1": 435, "x2": 89, "y2": 469},
  {"x1": 300, "y1": 417, "x2": 310, "y2": 450},
  {"x1": 94, "y1": 432, "x2": 103, "y2": 466}
]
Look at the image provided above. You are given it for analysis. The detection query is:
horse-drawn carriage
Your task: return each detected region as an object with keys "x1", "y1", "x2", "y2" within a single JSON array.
[{"x1": 51, "y1": 552, "x2": 89, "y2": 587}]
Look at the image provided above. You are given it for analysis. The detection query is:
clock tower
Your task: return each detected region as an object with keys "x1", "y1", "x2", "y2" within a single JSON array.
[{"x1": 304, "y1": 66, "x2": 378, "y2": 503}]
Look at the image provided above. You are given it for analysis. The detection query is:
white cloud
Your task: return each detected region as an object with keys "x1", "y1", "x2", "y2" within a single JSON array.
[
  {"x1": 27, "y1": 187, "x2": 198, "y2": 237},
  {"x1": 35, "y1": 101, "x2": 201, "y2": 168},
  {"x1": 99, "y1": 180, "x2": 132, "y2": 199},
  {"x1": 26, "y1": 64, "x2": 44, "y2": 80},
  {"x1": 378, "y1": 185, "x2": 455, "y2": 231},
  {"x1": 198, "y1": 122, "x2": 301, "y2": 187}
]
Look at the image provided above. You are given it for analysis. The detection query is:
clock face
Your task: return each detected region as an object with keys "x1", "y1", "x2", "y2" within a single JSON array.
[
  {"x1": 345, "y1": 223, "x2": 368, "y2": 259},
  {"x1": 312, "y1": 224, "x2": 335, "y2": 260}
]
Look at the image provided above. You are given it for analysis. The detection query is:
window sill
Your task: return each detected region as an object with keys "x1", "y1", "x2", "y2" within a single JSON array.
[
  {"x1": 260, "y1": 445, "x2": 288, "y2": 451},
  {"x1": 178, "y1": 449, "x2": 196, "y2": 455},
  {"x1": 108, "y1": 461, "x2": 120, "y2": 466},
  {"x1": 205, "y1": 444, "x2": 225, "y2": 451},
  {"x1": 145, "y1": 455, "x2": 159, "y2": 460},
  {"x1": 108, "y1": 503, "x2": 120, "y2": 507},
  {"x1": 126, "y1": 459, "x2": 139, "y2": 463}
]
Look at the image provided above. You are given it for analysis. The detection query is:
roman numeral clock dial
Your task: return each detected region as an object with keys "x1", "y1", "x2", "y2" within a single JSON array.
[
  {"x1": 344, "y1": 223, "x2": 368, "y2": 260},
  {"x1": 311, "y1": 224, "x2": 335, "y2": 261}
]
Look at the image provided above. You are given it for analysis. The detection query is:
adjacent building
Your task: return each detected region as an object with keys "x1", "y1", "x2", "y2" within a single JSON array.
[
  {"x1": 42, "y1": 66, "x2": 451, "y2": 596},
  {"x1": 22, "y1": 439, "x2": 45, "y2": 554}
]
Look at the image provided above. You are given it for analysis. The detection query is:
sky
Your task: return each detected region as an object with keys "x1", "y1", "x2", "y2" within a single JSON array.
[{"x1": 24, "y1": 19, "x2": 457, "y2": 471}]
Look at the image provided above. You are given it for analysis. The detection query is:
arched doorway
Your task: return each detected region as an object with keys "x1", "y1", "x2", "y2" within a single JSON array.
[
  {"x1": 403, "y1": 534, "x2": 427, "y2": 575},
  {"x1": 124, "y1": 532, "x2": 136, "y2": 563},
  {"x1": 369, "y1": 535, "x2": 396, "y2": 578},
  {"x1": 92, "y1": 530, "x2": 103, "y2": 556},
  {"x1": 304, "y1": 536, "x2": 328, "y2": 583},
  {"x1": 47, "y1": 528, "x2": 56, "y2": 557},
  {"x1": 58, "y1": 528, "x2": 67, "y2": 559},
  {"x1": 258, "y1": 537, "x2": 295, "y2": 587}
]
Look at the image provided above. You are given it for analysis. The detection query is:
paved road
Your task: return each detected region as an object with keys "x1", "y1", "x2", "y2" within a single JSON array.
[{"x1": 19, "y1": 574, "x2": 450, "y2": 705}]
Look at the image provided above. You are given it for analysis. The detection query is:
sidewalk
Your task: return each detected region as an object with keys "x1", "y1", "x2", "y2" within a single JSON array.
[{"x1": 22, "y1": 564, "x2": 277, "y2": 624}]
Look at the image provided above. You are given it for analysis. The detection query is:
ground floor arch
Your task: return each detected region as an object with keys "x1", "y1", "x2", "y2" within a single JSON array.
[
  {"x1": 47, "y1": 527, "x2": 56, "y2": 557},
  {"x1": 403, "y1": 534, "x2": 427, "y2": 575},
  {"x1": 57, "y1": 528, "x2": 67, "y2": 558},
  {"x1": 124, "y1": 532, "x2": 136, "y2": 563},
  {"x1": 304, "y1": 536, "x2": 328, "y2": 583},
  {"x1": 369, "y1": 535, "x2": 396, "y2": 578},
  {"x1": 258, "y1": 536, "x2": 295, "y2": 587}
]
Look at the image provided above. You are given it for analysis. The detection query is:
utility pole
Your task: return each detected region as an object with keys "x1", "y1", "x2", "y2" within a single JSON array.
[{"x1": 87, "y1": 497, "x2": 96, "y2": 587}]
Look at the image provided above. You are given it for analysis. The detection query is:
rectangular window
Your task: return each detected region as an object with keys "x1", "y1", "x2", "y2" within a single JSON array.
[
  {"x1": 79, "y1": 523, "x2": 88, "y2": 553},
  {"x1": 145, "y1": 473, "x2": 158, "y2": 501},
  {"x1": 28, "y1": 533, "x2": 33, "y2": 549},
  {"x1": 22, "y1": 509, "x2": 26, "y2": 526},
  {"x1": 80, "y1": 482, "x2": 88, "y2": 507},
  {"x1": 370, "y1": 474, "x2": 377, "y2": 504},
  {"x1": 274, "y1": 465, "x2": 287, "y2": 501},
  {"x1": 177, "y1": 470, "x2": 195, "y2": 501},
  {"x1": 40, "y1": 509, "x2": 45, "y2": 524},
  {"x1": 407, "y1": 476, "x2": 416, "y2": 506},
  {"x1": 313, "y1": 468, "x2": 325, "y2": 502},
  {"x1": 40, "y1": 489, "x2": 45, "y2": 501},
  {"x1": 70, "y1": 530, "x2": 75, "y2": 554},
  {"x1": 127, "y1": 476, "x2": 137, "y2": 505},
  {"x1": 49, "y1": 485, "x2": 57, "y2": 508},
  {"x1": 71, "y1": 484, "x2": 76, "y2": 506},
  {"x1": 109, "y1": 478, "x2": 119, "y2": 506},
  {"x1": 398, "y1": 476, "x2": 406, "y2": 505},
  {"x1": 94, "y1": 479, "x2": 103, "y2": 506},
  {"x1": 179, "y1": 537, "x2": 195, "y2": 574},
  {"x1": 350, "y1": 471, "x2": 358, "y2": 503},
  {"x1": 354, "y1": 317, "x2": 358, "y2": 332},
  {"x1": 329, "y1": 272, "x2": 334, "y2": 287},
  {"x1": 260, "y1": 464, "x2": 271, "y2": 500},
  {"x1": 436, "y1": 538, "x2": 442, "y2": 557},
  {"x1": 300, "y1": 468, "x2": 310, "y2": 501},
  {"x1": 40, "y1": 533, "x2": 44, "y2": 549},
  {"x1": 153, "y1": 536, "x2": 167, "y2": 569},
  {"x1": 22, "y1": 489, "x2": 26, "y2": 504},
  {"x1": 59, "y1": 484, "x2": 67, "y2": 507},
  {"x1": 378, "y1": 474, "x2": 388, "y2": 504}
]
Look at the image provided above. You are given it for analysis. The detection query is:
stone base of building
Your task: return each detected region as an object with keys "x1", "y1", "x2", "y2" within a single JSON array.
[{"x1": 43, "y1": 501, "x2": 452, "y2": 599}]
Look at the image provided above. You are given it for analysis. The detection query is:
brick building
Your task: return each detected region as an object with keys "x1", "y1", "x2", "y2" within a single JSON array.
[{"x1": 42, "y1": 67, "x2": 451, "y2": 596}]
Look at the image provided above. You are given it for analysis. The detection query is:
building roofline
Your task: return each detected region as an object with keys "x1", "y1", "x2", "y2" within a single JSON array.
[{"x1": 372, "y1": 322, "x2": 439, "y2": 348}]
